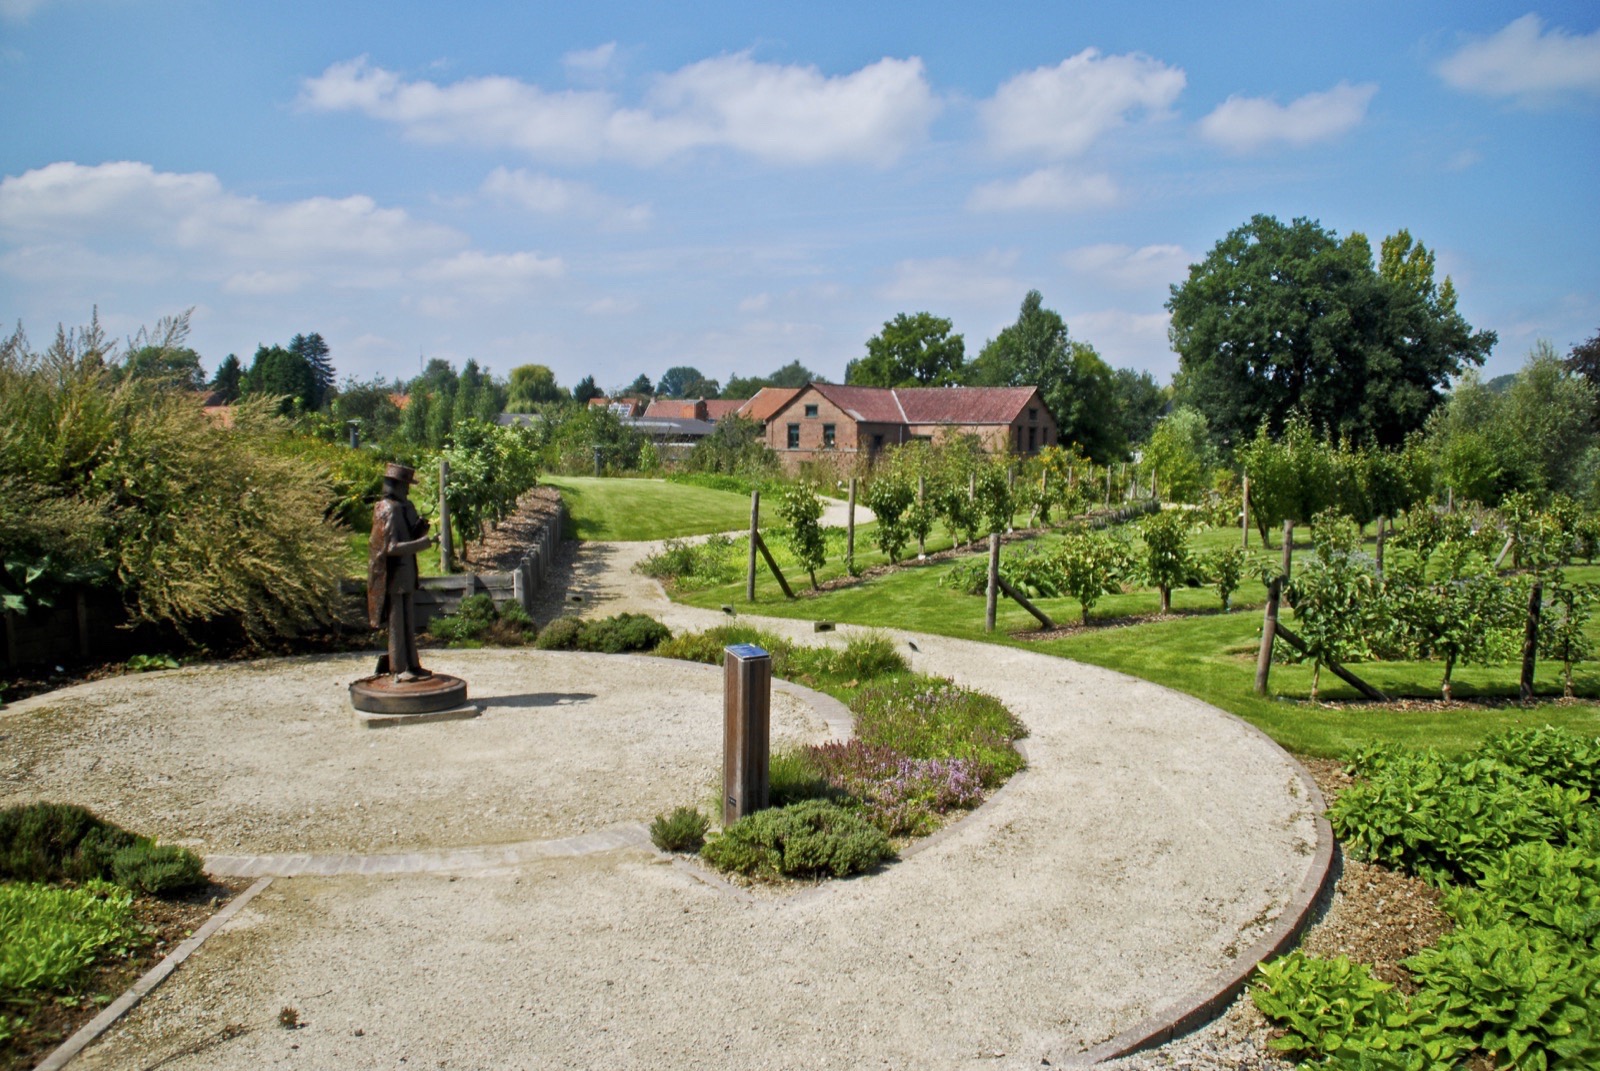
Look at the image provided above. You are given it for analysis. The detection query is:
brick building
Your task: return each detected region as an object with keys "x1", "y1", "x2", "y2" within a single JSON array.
[{"x1": 763, "y1": 383, "x2": 1060, "y2": 469}]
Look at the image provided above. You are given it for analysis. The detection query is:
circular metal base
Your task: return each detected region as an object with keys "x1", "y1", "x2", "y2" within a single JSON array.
[{"x1": 349, "y1": 673, "x2": 468, "y2": 715}]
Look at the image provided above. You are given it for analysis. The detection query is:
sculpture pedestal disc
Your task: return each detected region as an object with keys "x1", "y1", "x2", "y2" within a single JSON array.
[{"x1": 349, "y1": 673, "x2": 478, "y2": 728}]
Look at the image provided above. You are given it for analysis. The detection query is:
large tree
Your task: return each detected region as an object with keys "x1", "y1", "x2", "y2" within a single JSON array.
[
  {"x1": 656, "y1": 365, "x2": 719, "y2": 399},
  {"x1": 210, "y1": 353, "x2": 242, "y2": 403},
  {"x1": 846, "y1": 312, "x2": 965, "y2": 387},
  {"x1": 244, "y1": 344, "x2": 316, "y2": 415},
  {"x1": 966, "y1": 291, "x2": 1122, "y2": 462},
  {"x1": 288, "y1": 332, "x2": 334, "y2": 409},
  {"x1": 506, "y1": 364, "x2": 566, "y2": 410},
  {"x1": 1168, "y1": 215, "x2": 1495, "y2": 448}
]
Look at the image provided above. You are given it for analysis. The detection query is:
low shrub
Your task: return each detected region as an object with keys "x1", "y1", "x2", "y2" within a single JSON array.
[
  {"x1": 851, "y1": 675, "x2": 1026, "y2": 787},
  {"x1": 768, "y1": 747, "x2": 837, "y2": 807},
  {"x1": 534, "y1": 613, "x2": 671, "y2": 654},
  {"x1": 0, "y1": 803, "x2": 137, "y2": 885},
  {"x1": 649, "y1": 806, "x2": 710, "y2": 852},
  {"x1": 636, "y1": 534, "x2": 739, "y2": 589},
  {"x1": 110, "y1": 841, "x2": 206, "y2": 896},
  {"x1": 427, "y1": 593, "x2": 536, "y2": 647},
  {"x1": 652, "y1": 625, "x2": 795, "y2": 671},
  {"x1": 1477, "y1": 726, "x2": 1600, "y2": 798},
  {"x1": 789, "y1": 632, "x2": 907, "y2": 684},
  {"x1": 0, "y1": 880, "x2": 141, "y2": 996},
  {"x1": 700, "y1": 800, "x2": 893, "y2": 880}
]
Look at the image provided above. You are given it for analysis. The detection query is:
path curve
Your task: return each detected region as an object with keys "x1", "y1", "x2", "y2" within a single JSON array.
[{"x1": 1, "y1": 536, "x2": 1329, "y2": 1071}]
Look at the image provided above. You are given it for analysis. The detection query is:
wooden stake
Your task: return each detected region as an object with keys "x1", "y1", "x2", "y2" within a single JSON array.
[
  {"x1": 1274, "y1": 623, "x2": 1391, "y2": 702},
  {"x1": 917, "y1": 475, "x2": 927, "y2": 557},
  {"x1": 1521, "y1": 580, "x2": 1542, "y2": 702},
  {"x1": 1375, "y1": 516, "x2": 1386, "y2": 577},
  {"x1": 1241, "y1": 475, "x2": 1250, "y2": 550},
  {"x1": 1255, "y1": 577, "x2": 1280, "y2": 696},
  {"x1": 747, "y1": 490, "x2": 759, "y2": 602},
  {"x1": 998, "y1": 576, "x2": 1054, "y2": 629},
  {"x1": 438, "y1": 458, "x2": 454, "y2": 573},
  {"x1": 985, "y1": 532, "x2": 1000, "y2": 633},
  {"x1": 846, "y1": 478, "x2": 856, "y2": 574},
  {"x1": 1281, "y1": 521, "x2": 1294, "y2": 580},
  {"x1": 752, "y1": 532, "x2": 795, "y2": 599}
]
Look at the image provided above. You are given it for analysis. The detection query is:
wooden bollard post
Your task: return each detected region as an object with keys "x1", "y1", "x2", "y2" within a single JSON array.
[
  {"x1": 846, "y1": 478, "x2": 857, "y2": 574},
  {"x1": 1241, "y1": 475, "x2": 1250, "y2": 550},
  {"x1": 1255, "y1": 577, "x2": 1281, "y2": 696},
  {"x1": 438, "y1": 458, "x2": 454, "y2": 574},
  {"x1": 746, "y1": 490, "x2": 759, "y2": 602},
  {"x1": 985, "y1": 532, "x2": 1000, "y2": 633},
  {"x1": 723, "y1": 643, "x2": 771, "y2": 826}
]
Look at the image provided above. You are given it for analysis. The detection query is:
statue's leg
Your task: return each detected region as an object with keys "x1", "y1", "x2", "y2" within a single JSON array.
[
  {"x1": 402, "y1": 594, "x2": 427, "y2": 676},
  {"x1": 388, "y1": 597, "x2": 410, "y2": 680}
]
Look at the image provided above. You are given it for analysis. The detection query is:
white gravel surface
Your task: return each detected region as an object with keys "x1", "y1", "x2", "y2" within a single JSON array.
[{"x1": 4, "y1": 534, "x2": 1323, "y2": 1070}]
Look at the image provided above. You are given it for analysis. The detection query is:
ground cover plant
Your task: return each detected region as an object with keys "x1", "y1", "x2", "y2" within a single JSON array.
[{"x1": 1252, "y1": 727, "x2": 1600, "y2": 1070}]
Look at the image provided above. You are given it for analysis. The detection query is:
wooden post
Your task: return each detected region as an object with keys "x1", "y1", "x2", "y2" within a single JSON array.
[
  {"x1": 438, "y1": 458, "x2": 454, "y2": 574},
  {"x1": 723, "y1": 643, "x2": 772, "y2": 826},
  {"x1": 1104, "y1": 466, "x2": 1112, "y2": 506},
  {"x1": 1446, "y1": 486, "x2": 1454, "y2": 513},
  {"x1": 985, "y1": 532, "x2": 1000, "y2": 633},
  {"x1": 512, "y1": 564, "x2": 526, "y2": 614},
  {"x1": 747, "y1": 490, "x2": 759, "y2": 602},
  {"x1": 917, "y1": 475, "x2": 927, "y2": 558},
  {"x1": 846, "y1": 478, "x2": 857, "y2": 574},
  {"x1": 1274, "y1": 623, "x2": 1392, "y2": 702},
  {"x1": 1375, "y1": 516, "x2": 1386, "y2": 577},
  {"x1": 1150, "y1": 467, "x2": 1158, "y2": 502},
  {"x1": 1255, "y1": 577, "x2": 1281, "y2": 696},
  {"x1": 1281, "y1": 521, "x2": 1294, "y2": 580},
  {"x1": 1494, "y1": 535, "x2": 1515, "y2": 571},
  {"x1": 1241, "y1": 475, "x2": 1250, "y2": 549},
  {"x1": 1521, "y1": 580, "x2": 1542, "y2": 703}
]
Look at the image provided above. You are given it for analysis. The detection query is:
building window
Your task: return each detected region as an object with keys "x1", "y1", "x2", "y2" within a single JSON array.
[
  {"x1": 872, "y1": 434, "x2": 884, "y2": 450},
  {"x1": 787, "y1": 423, "x2": 800, "y2": 449},
  {"x1": 1028, "y1": 426, "x2": 1037, "y2": 452},
  {"x1": 804, "y1": 404, "x2": 819, "y2": 418},
  {"x1": 1029, "y1": 407, "x2": 1038, "y2": 421},
  {"x1": 822, "y1": 423, "x2": 836, "y2": 448}
]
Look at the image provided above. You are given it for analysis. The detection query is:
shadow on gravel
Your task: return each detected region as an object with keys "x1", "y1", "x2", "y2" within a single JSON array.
[{"x1": 481, "y1": 692, "x2": 598, "y2": 709}]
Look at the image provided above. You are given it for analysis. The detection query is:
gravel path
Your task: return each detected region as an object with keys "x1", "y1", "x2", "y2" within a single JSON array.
[{"x1": 4, "y1": 531, "x2": 1324, "y2": 1071}]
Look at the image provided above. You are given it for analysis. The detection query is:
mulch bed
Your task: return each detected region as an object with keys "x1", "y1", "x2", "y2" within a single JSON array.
[
  {"x1": 1, "y1": 877, "x2": 253, "y2": 1071},
  {"x1": 459, "y1": 486, "x2": 563, "y2": 572}
]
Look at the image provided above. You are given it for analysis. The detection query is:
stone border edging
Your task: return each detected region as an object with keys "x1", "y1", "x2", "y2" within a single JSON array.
[
  {"x1": 1067, "y1": 729, "x2": 1337, "y2": 1065},
  {"x1": 34, "y1": 876, "x2": 274, "y2": 1071}
]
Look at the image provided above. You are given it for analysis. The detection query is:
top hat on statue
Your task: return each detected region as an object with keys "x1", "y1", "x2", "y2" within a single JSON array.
[{"x1": 384, "y1": 463, "x2": 417, "y2": 484}]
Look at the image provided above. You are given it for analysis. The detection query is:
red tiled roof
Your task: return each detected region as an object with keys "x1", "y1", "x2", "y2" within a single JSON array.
[
  {"x1": 896, "y1": 386, "x2": 1040, "y2": 424},
  {"x1": 737, "y1": 386, "x2": 802, "y2": 424},
  {"x1": 802, "y1": 384, "x2": 1043, "y2": 425},
  {"x1": 703, "y1": 399, "x2": 743, "y2": 421},
  {"x1": 643, "y1": 399, "x2": 703, "y2": 420}
]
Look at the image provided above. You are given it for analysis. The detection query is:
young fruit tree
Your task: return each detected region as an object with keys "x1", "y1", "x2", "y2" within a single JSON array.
[
  {"x1": 862, "y1": 471, "x2": 914, "y2": 564},
  {"x1": 778, "y1": 482, "x2": 828, "y2": 590},
  {"x1": 1050, "y1": 529, "x2": 1132, "y2": 626},
  {"x1": 1284, "y1": 512, "x2": 1379, "y2": 700},
  {"x1": 1140, "y1": 509, "x2": 1193, "y2": 615}
]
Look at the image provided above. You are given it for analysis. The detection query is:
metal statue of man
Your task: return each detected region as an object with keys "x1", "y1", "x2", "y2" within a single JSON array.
[{"x1": 368, "y1": 463, "x2": 438, "y2": 682}]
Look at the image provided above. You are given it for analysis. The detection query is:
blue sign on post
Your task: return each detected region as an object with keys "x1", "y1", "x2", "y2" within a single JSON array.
[{"x1": 723, "y1": 644, "x2": 772, "y2": 826}]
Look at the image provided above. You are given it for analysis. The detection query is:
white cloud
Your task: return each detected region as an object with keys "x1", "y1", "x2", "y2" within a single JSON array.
[
  {"x1": 0, "y1": 161, "x2": 463, "y2": 266},
  {"x1": 222, "y1": 270, "x2": 309, "y2": 295},
  {"x1": 1436, "y1": 14, "x2": 1600, "y2": 103},
  {"x1": 1199, "y1": 81, "x2": 1376, "y2": 152},
  {"x1": 413, "y1": 250, "x2": 564, "y2": 298},
  {"x1": 563, "y1": 42, "x2": 618, "y2": 77},
  {"x1": 881, "y1": 250, "x2": 1021, "y2": 307},
  {"x1": 967, "y1": 168, "x2": 1118, "y2": 212},
  {"x1": 1061, "y1": 243, "x2": 1194, "y2": 291},
  {"x1": 301, "y1": 53, "x2": 939, "y2": 167},
  {"x1": 586, "y1": 296, "x2": 641, "y2": 315},
  {"x1": 981, "y1": 49, "x2": 1186, "y2": 158},
  {"x1": 481, "y1": 167, "x2": 651, "y2": 229},
  {"x1": 738, "y1": 293, "x2": 771, "y2": 313}
]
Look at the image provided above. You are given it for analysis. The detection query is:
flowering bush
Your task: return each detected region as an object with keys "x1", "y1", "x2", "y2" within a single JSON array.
[
  {"x1": 806, "y1": 740, "x2": 984, "y2": 836},
  {"x1": 851, "y1": 675, "x2": 1026, "y2": 787}
]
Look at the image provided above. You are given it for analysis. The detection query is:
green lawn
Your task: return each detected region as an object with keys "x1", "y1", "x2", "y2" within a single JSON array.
[
  {"x1": 674, "y1": 519, "x2": 1600, "y2": 759},
  {"x1": 544, "y1": 475, "x2": 758, "y2": 541}
]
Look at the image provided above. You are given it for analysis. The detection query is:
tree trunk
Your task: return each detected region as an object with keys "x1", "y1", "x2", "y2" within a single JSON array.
[
  {"x1": 1442, "y1": 658, "x2": 1455, "y2": 702},
  {"x1": 1520, "y1": 580, "x2": 1542, "y2": 703},
  {"x1": 1159, "y1": 584, "x2": 1171, "y2": 615}
]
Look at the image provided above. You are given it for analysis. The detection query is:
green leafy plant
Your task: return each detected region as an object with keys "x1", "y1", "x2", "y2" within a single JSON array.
[
  {"x1": 1140, "y1": 509, "x2": 1193, "y2": 614},
  {"x1": 777, "y1": 482, "x2": 828, "y2": 589},
  {"x1": 649, "y1": 807, "x2": 710, "y2": 852},
  {"x1": 126, "y1": 653, "x2": 180, "y2": 672},
  {"x1": 850, "y1": 675, "x2": 1025, "y2": 787},
  {"x1": 1202, "y1": 545, "x2": 1247, "y2": 611},
  {"x1": 0, "y1": 803, "x2": 138, "y2": 885},
  {"x1": 426, "y1": 593, "x2": 536, "y2": 647},
  {"x1": 1050, "y1": 527, "x2": 1133, "y2": 625},
  {"x1": 0, "y1": 880, "x2": 141, "y2": 996},
  {"x1": 109, "y1": 841, "x2": 206, "y2": 896},
  {"x1": 699, "y1": 800, "x2": 893, "y2": 880},
  {"x1": 636, "y1": 535, "x2": 738, "y2": 589}
]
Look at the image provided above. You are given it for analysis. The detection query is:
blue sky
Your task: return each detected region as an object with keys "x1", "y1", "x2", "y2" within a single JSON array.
[{"x1": 2, "y1": 1, "x2": 1597, "y2": 393}]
